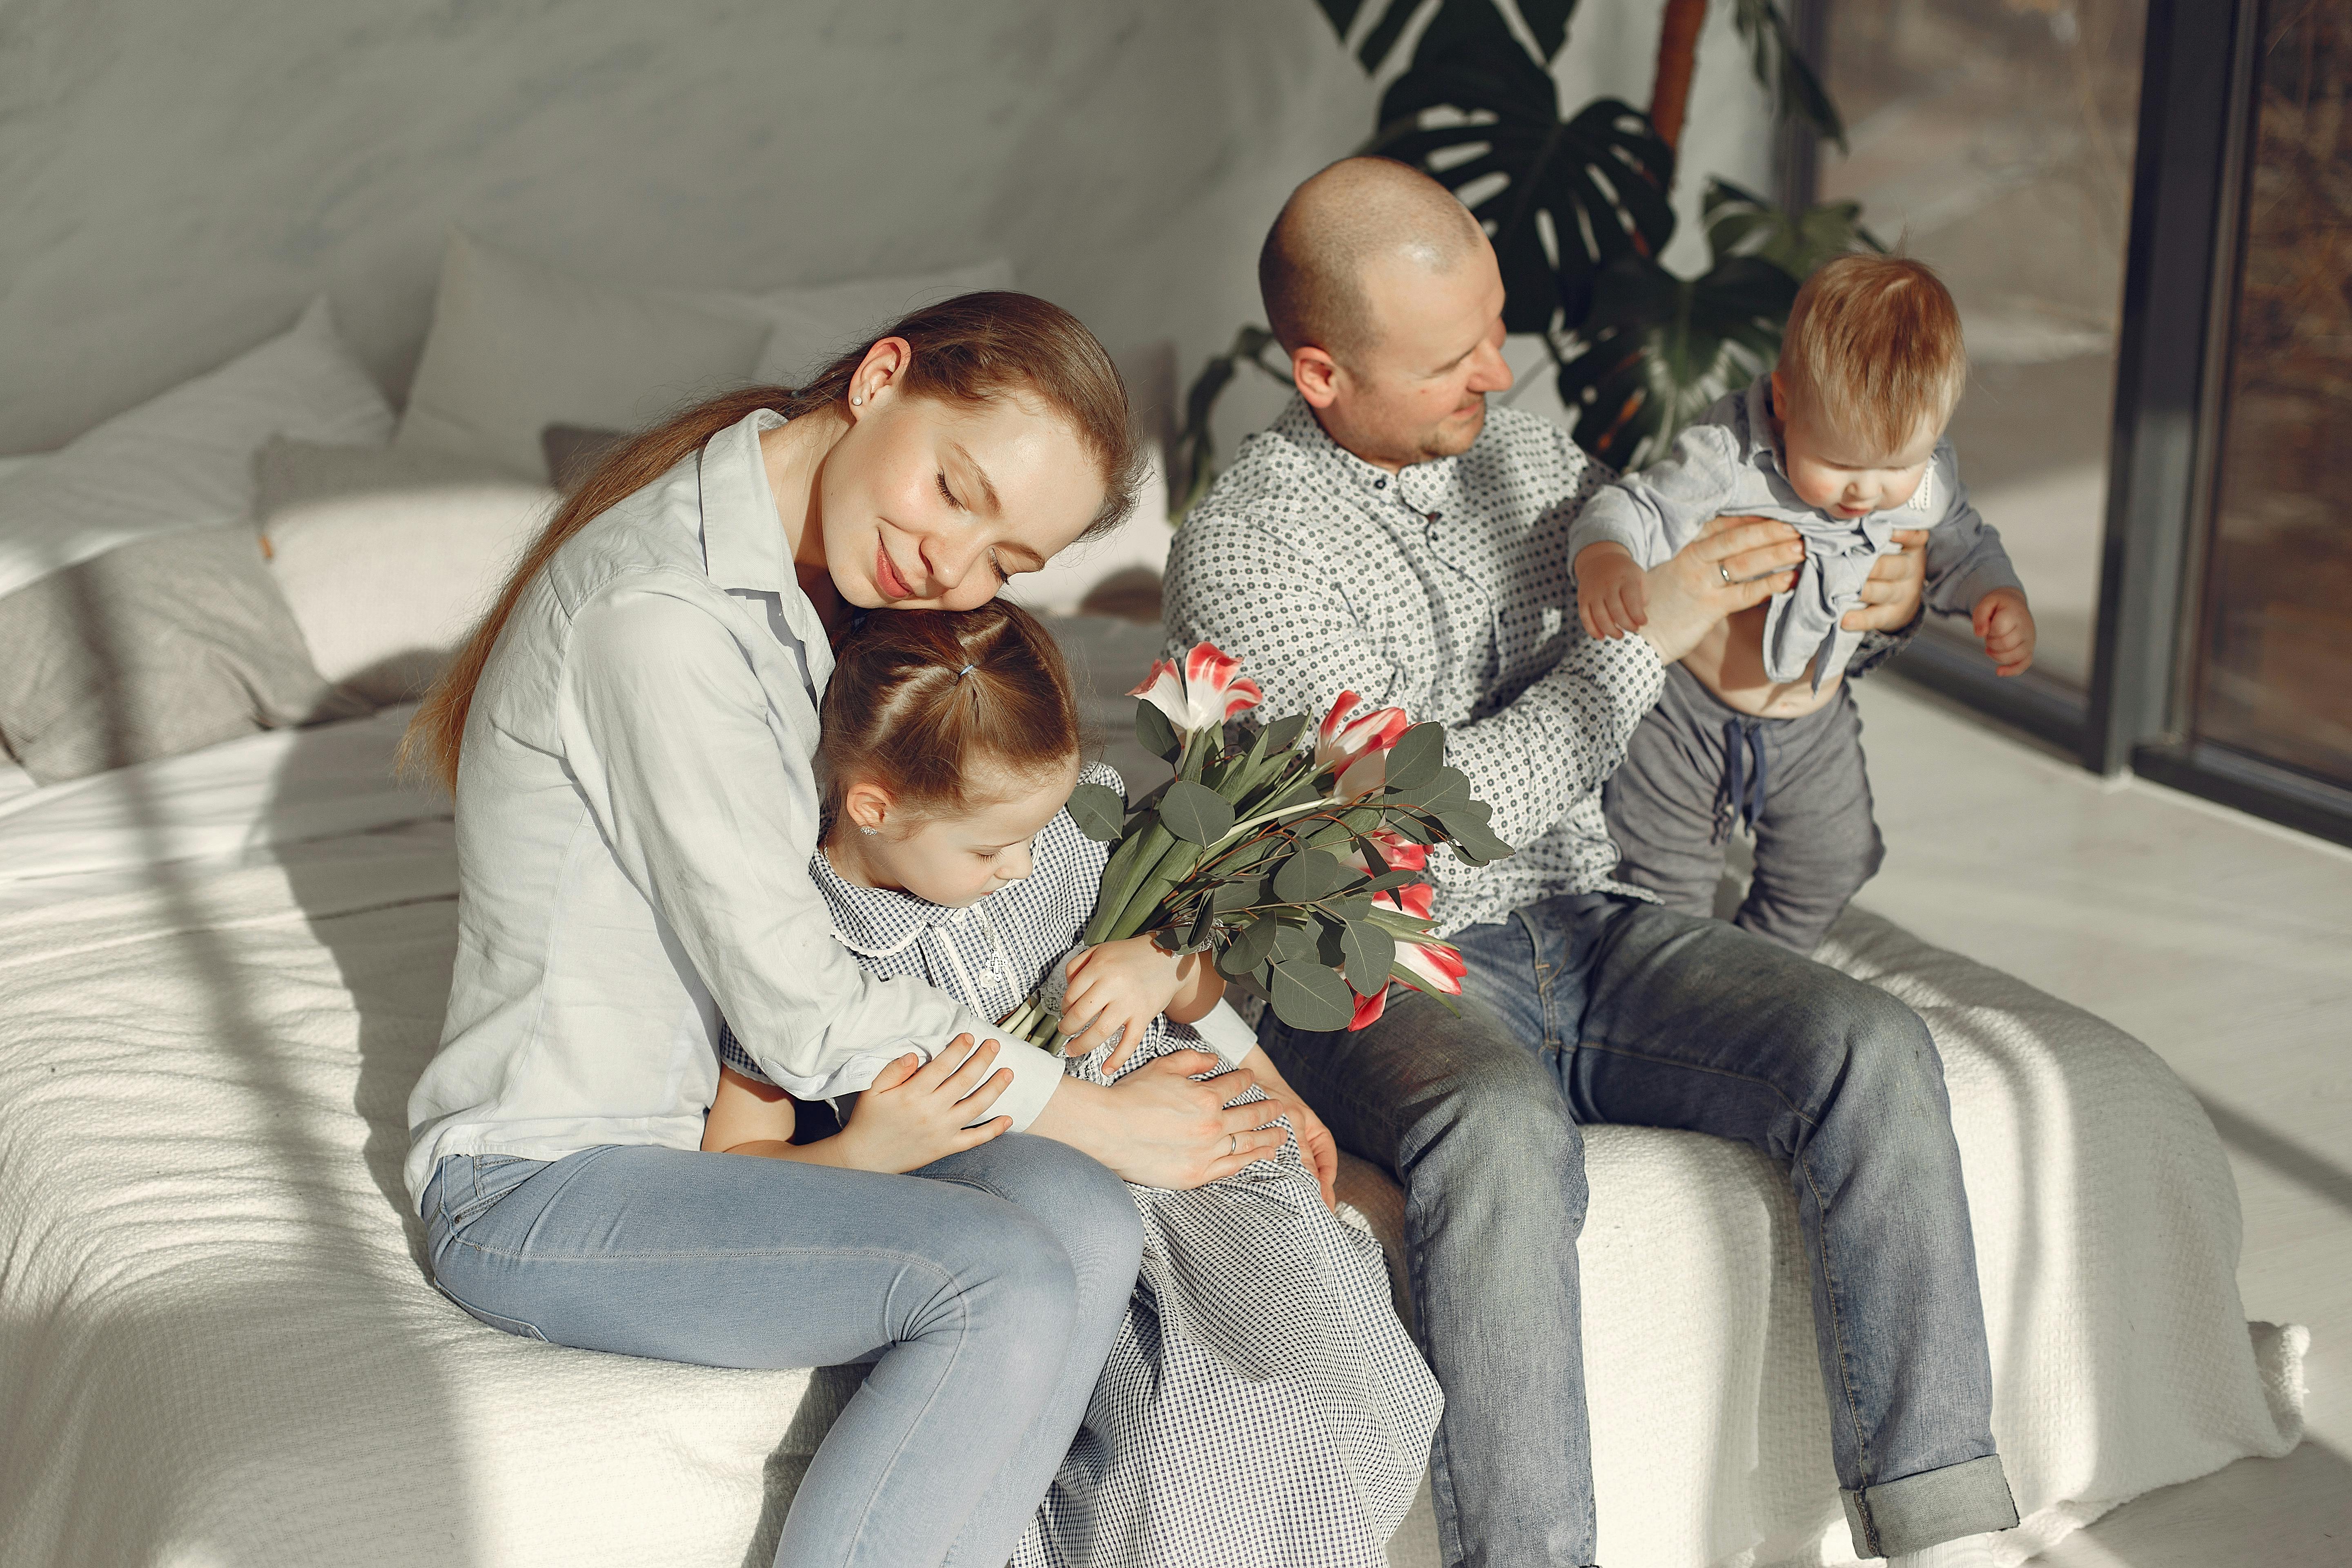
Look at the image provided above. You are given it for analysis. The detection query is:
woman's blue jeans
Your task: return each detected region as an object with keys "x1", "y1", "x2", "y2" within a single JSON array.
[{"x1": 423, "y1": 1135, "x2": 1144, "y2": 1568}]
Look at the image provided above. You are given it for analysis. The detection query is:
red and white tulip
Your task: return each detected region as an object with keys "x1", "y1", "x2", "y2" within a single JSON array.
[
  {"x1": 1372, "y1": 884, "x2": 1436, "y2": 922},
  {"x1": 1316, "y1": 691, "x2": 1412, "y2": 799},
  {"x1": 1393, "y1": 934, "x2": 1466, "y2": 998},
  {"x1": 1355, "y1": 828, "x2": 1429, "y2": 873},
  {"x1": 1349, "y1": 985, "x2": 1390, "y2": 1031},
  {"x1": 1130, "y1": 642, "x2": 1264, "y2": 735}
]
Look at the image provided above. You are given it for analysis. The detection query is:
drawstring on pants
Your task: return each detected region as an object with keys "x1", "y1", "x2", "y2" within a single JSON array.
[{"x1": 1715, "y1": 717, "x2": 1768, "y2": 844}]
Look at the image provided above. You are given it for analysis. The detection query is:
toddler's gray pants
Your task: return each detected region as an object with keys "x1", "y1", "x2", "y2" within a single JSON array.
[{"x1": 1602, "y1": 662, "x2": 1885, "y2": 954}]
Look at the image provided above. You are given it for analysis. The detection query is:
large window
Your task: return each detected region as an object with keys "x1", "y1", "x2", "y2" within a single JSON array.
[
  {"x1": 2187, "y1": 1, "x2": 2352, "y2": 794},
  {"x1": 1793, "y1": 0, "x2": 2352, "y2": 846},
  {"x1": 1816, "y1": 0, "x2": 2148, "y2": 692}
]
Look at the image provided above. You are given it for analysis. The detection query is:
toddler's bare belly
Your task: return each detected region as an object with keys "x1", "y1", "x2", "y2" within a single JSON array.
[{"x1": 1678, "y1": 603, "x2": 1845, "y2": 718}]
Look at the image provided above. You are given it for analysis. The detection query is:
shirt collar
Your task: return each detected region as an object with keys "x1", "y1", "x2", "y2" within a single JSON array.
[
  {"x1": 809, "y1": 849, "x2": 971, "y2": 955},
  {"x1": 1741, "y1": 376, "x2": 1787, "y2": 476},
  {"x1": 1275, "y1": 394, "x2": 1463, "y2": 506},
  {"x1": 697, "y1": 407, "x2": 793, "y2": 595}
]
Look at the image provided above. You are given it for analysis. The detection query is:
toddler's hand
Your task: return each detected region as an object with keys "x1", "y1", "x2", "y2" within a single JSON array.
[
  {"x1": 1973, "y1": 587, "x2": 2036, "y2": 677},
  {"x1": 834, "y1": 1035, "x2": 1012, "y2": 1174},
  {"x1": 1575, "y1": 542, "x2": 1649, "y2": 641},
  {"x1": 1062, "y1": 936, "x2": 1185, "y2": 1073}
]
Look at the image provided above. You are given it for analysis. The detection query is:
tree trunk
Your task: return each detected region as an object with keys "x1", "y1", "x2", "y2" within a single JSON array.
[{"x1": 1650, "y1": 0, "x2": 1708, "y2": 159}]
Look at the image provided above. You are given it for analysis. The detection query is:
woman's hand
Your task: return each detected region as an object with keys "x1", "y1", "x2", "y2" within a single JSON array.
[
  {"x1": 1842, "y1": 528, "x2": 1929, "y2": 632},
  {"x1": 1061, "y1": 937, "x2": 1186, "y2": 1070},
  {"x1": 828, "y1": 1036, "x2": 1013, "y2": 1174},
  {"x1": 1029, "y1": 1050, "x2": 1287, "y2": 1188},
  {"x1": 1242, "y1": 1046, "x2": 1338, "y2": 1209},
  {"x1": 1639, "y1": 514, "x2": 1804, "y2": 662}
]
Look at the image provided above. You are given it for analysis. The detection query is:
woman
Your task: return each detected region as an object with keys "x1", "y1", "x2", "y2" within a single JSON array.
[{"x1": 399, "y1": 293, "x2": 1305, "y2": 1568}]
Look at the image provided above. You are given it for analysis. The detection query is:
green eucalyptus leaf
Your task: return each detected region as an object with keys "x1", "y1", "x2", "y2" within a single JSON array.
[
  {"x1": 1272, "y1": 918, "x2": 1321, "y2": 964},
  {"x1": 1212, "y1": 877, "x2": 1270, "y2": 912},
  {"x1": 1354, "y1": 835, "x2": 1392, "y2": 877},
  {"x1": 1263, "y1": 713, "x2": 1310, "y2": 753},
  {"x1": 1383, "y1": 723, "x2": 1446, "y2": 791},
  {"x1": 1135, "y1": 701, "x2": 1183, "y2": 764},
  {"x1": 1314, "y1": 912, "x2": 1350, "y2": 969},
  {"x1": 1364, "y1": 868, "x2": 1420, "y2": 892},
  {"x1": 1183, "y1": 898, "x2": 1217, "y2": 953},
  {"x1": 1158, "y1": 779, "x2": 1236, "y2": 846},
  {"x1": 1270, "y1": 959, "x2": 1359, "y2": 1033},
  {"x1": 1272, "y1": 846, "x2": 1347, "y2": 904},
  {"x1": 1064, "y1": 781, "x2": 1127, "y2": 842},
  {"x1": 1340, "y1": 919, "x2": 1396, "y2": 994},
  {"x1": 1218, "y1": 916, "x2": 1280, "y2": 978}
]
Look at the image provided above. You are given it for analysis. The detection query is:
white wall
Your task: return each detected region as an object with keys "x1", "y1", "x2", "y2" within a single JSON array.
[{"x1": 0, "y1": 0, "x2": 1771, "y2": 457}]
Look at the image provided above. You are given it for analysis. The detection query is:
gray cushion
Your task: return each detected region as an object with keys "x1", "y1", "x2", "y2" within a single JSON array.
[
  {"x1": 252, "y1": 436, "x2": 510, "y2": 524},
  {"x1": 540, "y1": 423, "x2": 628, "y2": 492},
  {"x1": 0, "y1": 528, "x2": 365, "y2": 784}
]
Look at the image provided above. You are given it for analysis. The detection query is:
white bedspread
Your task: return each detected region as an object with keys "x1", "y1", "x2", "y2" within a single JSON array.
[{"x1": 0, "y1": 705, "x2": 2305, "y2": 1568}]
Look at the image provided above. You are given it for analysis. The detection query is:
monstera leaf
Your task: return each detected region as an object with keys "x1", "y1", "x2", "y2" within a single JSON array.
[
  {"x1": 1702, "y1": 177, "x2": 1884, "y2": 279},
  {"x1": 1319, "y1": 0, "x2": 1581, "y2": 71},
  {"x1": 1365, "y1": 0, "x2": 1675, "y2": 333},
  {"x1": 1552, "y1": 178, "x2": 1889, "y2": 470},
  {"x1": 1730, "y1": 0, "x2": 1846, "y2": 153},
  {"x1": 1553, "y1": 251, "x2": 1795, "y2": 471}
]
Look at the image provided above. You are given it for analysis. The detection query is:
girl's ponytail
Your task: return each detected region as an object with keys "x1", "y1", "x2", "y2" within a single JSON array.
[{"x1": 816, "y1": 602, "x2": 1083, "y2": 835}]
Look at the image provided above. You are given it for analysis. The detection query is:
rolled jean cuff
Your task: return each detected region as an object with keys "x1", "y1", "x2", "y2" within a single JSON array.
[{"x1": 1841, "y1": 1453, "x2": 2018, "y2": 1559}]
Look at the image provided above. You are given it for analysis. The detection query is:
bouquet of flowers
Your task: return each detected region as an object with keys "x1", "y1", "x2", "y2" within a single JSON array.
[{"x1": 999, "y1": 643, "x2": 1515, "y2": 1046}]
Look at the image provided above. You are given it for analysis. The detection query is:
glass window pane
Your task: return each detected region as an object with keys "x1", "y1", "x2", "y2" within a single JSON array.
[
  {"x1": 1817, "y1": 0, "x2": 2149, "y2": 689},
  {"x1": 2190, "y1": 1, "x2": 2352, "y2": 789}
]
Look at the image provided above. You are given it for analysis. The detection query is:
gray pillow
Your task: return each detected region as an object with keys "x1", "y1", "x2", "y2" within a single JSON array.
[
  {"x1": 0, "y1": 528, "x2": 366, "y2": 784},
  {"x1": 541, "y1": 423, "x2": 628, "y2": 492},
  {"x1": 252, "y1": 436, "x2": 510, "y2": 523}
]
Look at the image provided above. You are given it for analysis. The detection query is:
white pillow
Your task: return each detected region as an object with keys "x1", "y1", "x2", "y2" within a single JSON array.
[
  {"x1": 394, "y1": 232, "x2": 1016, "y2": 480},
  {"x1": 0, "y1": 299, "x2": 392, "y2": 603},
  {"x1": 264, "y1": 482, "x2": 557, "y2": 707},
  {"x1": 394, "y1": 232, "x2": 768, "y2": 480},
  {"x1": 1000, "y1": 443, "x2": 1172, "y2": 618},
  {"x1": 746, "y1": 258, "x2": 1019, "y2": 386}
]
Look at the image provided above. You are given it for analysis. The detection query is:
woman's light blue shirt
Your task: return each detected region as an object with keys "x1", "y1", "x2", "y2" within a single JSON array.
[{"x1": 402, "y1": 409, "x2": 1067, "y2": 1209}]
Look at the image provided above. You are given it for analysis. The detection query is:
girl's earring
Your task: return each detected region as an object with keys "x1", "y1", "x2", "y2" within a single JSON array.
[{"x1": 858, "y1": 824, "x2": 879, "y2": 835}]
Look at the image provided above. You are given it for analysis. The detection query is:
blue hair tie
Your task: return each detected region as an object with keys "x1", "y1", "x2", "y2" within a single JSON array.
[{"x1": 956, "y1": 662, "x2": 977, "y2": 679}]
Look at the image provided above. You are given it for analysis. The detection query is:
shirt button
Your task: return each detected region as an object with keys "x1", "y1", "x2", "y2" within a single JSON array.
[
  {"x1": 980, "y1": 969, "x2": 1000, "y2": 986},
  {"x1": 1374, "y1": 477, "x2": 1388, "y2": 490},
  {"x1": 1428, "y1": 510, "x2": 1443, "y2": 522}
]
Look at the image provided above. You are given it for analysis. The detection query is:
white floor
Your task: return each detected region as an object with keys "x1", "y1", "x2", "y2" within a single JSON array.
[{"x1": 1851, "y1": 677, "x2": 2352, "y2": 1568}]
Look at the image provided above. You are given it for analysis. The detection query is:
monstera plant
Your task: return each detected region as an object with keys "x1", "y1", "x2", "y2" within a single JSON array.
[{"x1": 1172, "y1": 0, "x2": 1878, "y2": 506}]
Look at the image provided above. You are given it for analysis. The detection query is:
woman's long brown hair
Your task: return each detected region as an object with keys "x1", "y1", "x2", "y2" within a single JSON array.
[{"x1": 398, "y1": 291, "x2": 1140, "y2": 794}]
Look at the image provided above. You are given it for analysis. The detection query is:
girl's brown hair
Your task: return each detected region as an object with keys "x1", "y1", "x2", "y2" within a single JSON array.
[
  {"x1": 816, "y1": 601, "x2": 1082, "y2": 837},
  {"x1": 400, "y1": 291, "x2": 1140, "y2": 793}
]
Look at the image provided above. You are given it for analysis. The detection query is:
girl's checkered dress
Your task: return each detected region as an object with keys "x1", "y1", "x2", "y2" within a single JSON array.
[{"x1": 719, "y1": 763, "x2": 1442, "y2": 1567}]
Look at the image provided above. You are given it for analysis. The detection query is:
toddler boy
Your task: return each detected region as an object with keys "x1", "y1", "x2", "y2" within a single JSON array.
[{"x1": 1569, "y1": 254, "x2": 2035, "y2": 953}]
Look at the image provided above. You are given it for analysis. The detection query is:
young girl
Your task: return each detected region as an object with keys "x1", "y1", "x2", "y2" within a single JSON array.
[{"x1": 703, "y1": 601, "x2": 1442, "y2": 1568}]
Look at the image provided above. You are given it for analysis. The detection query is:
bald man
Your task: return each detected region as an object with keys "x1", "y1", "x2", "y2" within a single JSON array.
[{"x1": 1164, "y1": 158, "x2": 2016, "y2": 1568}]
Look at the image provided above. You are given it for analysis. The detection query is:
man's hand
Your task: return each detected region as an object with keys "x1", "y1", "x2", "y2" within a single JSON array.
[
  {"x1": 1973, "y1": 587, "x2": 2036, "y2": 676},
  {"x1": 1639, "y1": 513, "x2": 1804, "y2": 663},
  {"x1": 1242, "y1": 1046, "x2": 1337, "y2": 1209},
  {"x1": 1842, "y1": 528, "x2": 1929, "y2": 632},
  {"x1": 1061, "y1": 936, "x2": 1185, "y2": 1071},
  {"x1": 1575, "y1": 542, "x2": 1650, "y2": 641},
  {"x1": 831, "y1": 1036, "x2": 1012, "y2": 1174}
]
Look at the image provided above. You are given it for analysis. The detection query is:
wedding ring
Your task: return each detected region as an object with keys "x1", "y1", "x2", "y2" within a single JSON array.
[
  {"x1": 1718, "y1": 563, "x2": 1734, "y2": 585},
  {"x1": 1228, "y1": 1132, "x2": 1240, "y2": 1156}
]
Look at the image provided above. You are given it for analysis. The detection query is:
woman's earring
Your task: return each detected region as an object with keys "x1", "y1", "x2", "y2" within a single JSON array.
[
  {"x1": 850, "y1": 393, "x2": 863, "y2": 405},
  {"x1": 858, "y1": 824, "x2": 879, "y2": 835}
]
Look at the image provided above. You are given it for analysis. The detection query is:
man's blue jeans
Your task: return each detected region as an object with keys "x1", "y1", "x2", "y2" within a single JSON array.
[
  {"x1": 423, "y1": 1134, "x2": 1143, "y2": 1568},
  {"x1": 1258, "y1": 893, "x2": 2017, "y2": 1566}
]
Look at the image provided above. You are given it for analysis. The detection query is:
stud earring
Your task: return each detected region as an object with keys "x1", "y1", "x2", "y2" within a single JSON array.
[
  {"x1": 858, "y1": 824, "x2": 879, "y2": 835},
  {"x1": 850, "y1": 393, "x2": 863, "y2": 405}
]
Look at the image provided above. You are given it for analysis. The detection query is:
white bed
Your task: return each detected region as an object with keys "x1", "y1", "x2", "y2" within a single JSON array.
[{"x1": 0, "y1": 620, "x2": 2306, "y2": 1568}]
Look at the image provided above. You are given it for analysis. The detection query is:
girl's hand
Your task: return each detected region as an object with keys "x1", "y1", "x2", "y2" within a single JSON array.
[
  {"x1": 1974, "y1": 587, "x2": 2037, "y2": 677},
  {"x1": 832, "y1": 1036, "x2": 1013, "y2": 1174},
  {"x1": 1575, "y1": 542, "x2": 1650, "y2": 641},
  {"x1": 1062, "y1": 937, "x2": 1186, "y2": 1071}
]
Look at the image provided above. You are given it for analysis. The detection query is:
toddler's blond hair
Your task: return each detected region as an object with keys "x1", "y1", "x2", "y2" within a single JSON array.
[{"x1": 1777, "y1": 254, "x2": 1967, "y2": 456}]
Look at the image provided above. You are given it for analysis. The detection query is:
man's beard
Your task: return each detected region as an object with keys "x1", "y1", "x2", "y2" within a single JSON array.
[{"x1": 1418, "y1": 398, "x2": 1487, "y2": 462}]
